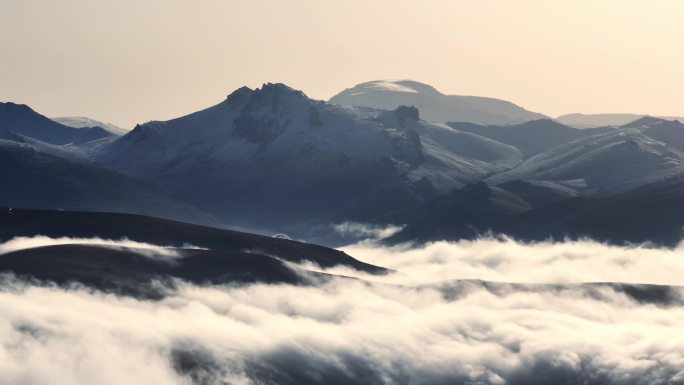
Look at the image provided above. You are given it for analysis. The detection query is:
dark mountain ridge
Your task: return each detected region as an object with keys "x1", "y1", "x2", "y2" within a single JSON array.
[
  {"x1": 0, "y1": 102, "x2": 114, "y2": 145},
  {"x1": 387, "y1": 175, "x2": 684, "y2": 247},
  {"x1": 0, "y1": 207, "x2": 383, "y2": 273}
]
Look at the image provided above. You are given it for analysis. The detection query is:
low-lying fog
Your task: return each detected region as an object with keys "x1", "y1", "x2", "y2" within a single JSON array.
[{"x1": 1, "y1": 235, "x2": 683, "y2": 385}]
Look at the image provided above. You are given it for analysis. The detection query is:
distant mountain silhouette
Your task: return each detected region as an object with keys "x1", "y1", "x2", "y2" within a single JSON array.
[
  {"x1": 329, "y1": 80, "x2": 547, "y2": 125},
  {"x1": 0, "y1": 102, "x2": 115, "y2": 145},
  {"x1": 449, "y1": 119, "x2": 614, "y2": 158}
]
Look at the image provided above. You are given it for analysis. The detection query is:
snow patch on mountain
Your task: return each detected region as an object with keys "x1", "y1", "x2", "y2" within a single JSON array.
[
  {"x1": 487, "y1": 128, "x2": 684, "y2": 195},
  {"x1": 52, "y1": 116, "x2": 127, "y2": 135},
  {"x1": 330, "y1": 80, "x2": 547, "y2": 125},
  {"x1": 362, "y1": 80, "x2": 420, "y2": 93}
]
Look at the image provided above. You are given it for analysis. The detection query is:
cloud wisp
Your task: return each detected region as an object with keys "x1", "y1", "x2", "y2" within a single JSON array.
[
  {"x1": 0, "y1": 236, "x2": 206, "y2": 261},
  {"x1": 332, "y1": 222, "x2": 404, "y2": 241}
]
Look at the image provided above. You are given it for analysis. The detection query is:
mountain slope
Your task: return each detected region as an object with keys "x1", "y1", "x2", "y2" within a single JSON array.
[
  {"x1": 95, "y1": 83, "x2": 523, "y2": 234},
  {"x1": 486, "y1": 128, "x2": 684, "y2": 196},
  {"x1": 0, "y1": 139, "x2": 217, "y2": 226},
  {"x1": 448, "y1": 119, "x2": 614, "y2": 157},
  {"x1": 329, "y1": 80, "x2": 547, "y2": 125},
  {"x1": 388, "y1": 174, "x2": 684, "y2": 247},
  {"x1": 0, "y1": 102, "x2": 114, "y2": 145},
  {"x1": 622, "y1": 117, "x2": 684, "y2": 152},
  {"x1": 496, "y1": 179, "x2": 581, "y2": 208}
]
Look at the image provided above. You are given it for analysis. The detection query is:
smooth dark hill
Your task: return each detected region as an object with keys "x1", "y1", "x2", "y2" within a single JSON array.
[
  {"x1": 0, "y1": 207, "x2": 385, "y2": 273},
  {"x1": 0, "y1": 244, "x2": 328, "y2": 298},
  {"x1": 0, "y1": 207, "x2": 386, "y2": 298}
]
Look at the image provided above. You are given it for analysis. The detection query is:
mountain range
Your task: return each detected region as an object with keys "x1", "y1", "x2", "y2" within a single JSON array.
[
  {"x1": 3, "y1": 80, "x2": 684, "y2": 246},
  {"x1": 91, "y1": 83, "x2": 522, "y2": 237},
  {"x1": 557, "y1": 113, "x2": 684, "y2": 128}
]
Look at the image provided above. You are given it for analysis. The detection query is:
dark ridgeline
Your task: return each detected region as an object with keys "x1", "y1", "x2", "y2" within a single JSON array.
[{"x1": 0, "y1": 207, "x2": 385, "y2": 297}]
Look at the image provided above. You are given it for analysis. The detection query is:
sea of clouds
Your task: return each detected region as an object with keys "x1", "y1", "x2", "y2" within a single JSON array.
[
  {"x1": 0, "y1": 235, "x2": 683, "y2": 384},
  {"x1": 334, "y1": 236, "x2": 684, "y2": 286}
]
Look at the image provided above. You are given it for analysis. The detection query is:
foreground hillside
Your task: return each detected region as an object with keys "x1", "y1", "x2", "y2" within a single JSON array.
[
  {"x1": 0, "y1": 207, "x2": 380, "y2": 272},
  {"x1": 0, "y1": 207, "x2": 384, "y2": 296},
  {"x1": 1, "y1": 102, "x2": 116, "y2": 145}
]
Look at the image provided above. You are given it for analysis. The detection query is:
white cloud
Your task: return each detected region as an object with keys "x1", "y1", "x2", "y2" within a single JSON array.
[
  {"x1": 0, "y1": 236, "x2": 205, "y2": 261},
  {"x1": 0, "y1": 275, "x2": 681, "y2": 384},
  {"x1": 332, "y1": 222, "x2": 403, "y2": 240},
  {"x1": 324, "y1": 237, "x2": 684, "y2": 286},
  {"x1": 1, "y1": 236, "x2": 684, "y2": 384}
]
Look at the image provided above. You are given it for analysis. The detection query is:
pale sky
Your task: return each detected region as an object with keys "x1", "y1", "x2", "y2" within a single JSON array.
[{"x1": 1, "y1": 0, "x2": 683, "y2": 128}]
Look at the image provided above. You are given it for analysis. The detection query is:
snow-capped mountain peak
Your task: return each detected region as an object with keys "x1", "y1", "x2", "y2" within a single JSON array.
[
  {"x1": 330, "y1": 80, "x2": 547, "y2": 125},
  {"x1": 51, "y1": 116, "x2": 127, "y2": 135},
  {"x1": 94, "y1": 83, "x2": 523, "y2": 232}
]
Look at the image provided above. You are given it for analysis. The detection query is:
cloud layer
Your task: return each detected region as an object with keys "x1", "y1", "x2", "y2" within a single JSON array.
[
  {"x1": 1, "y1": 236, "x2": 684, "y2": 384},
  {"x1": 0, "y1": 276, "x2": 683, "y2": 385},
  {"x1": 333, "y1": 237, "x2": 684, "y2": 286}
]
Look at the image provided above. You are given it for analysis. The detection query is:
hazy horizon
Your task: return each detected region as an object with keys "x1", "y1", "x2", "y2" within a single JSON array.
[{"x1": 2, "y1": 0, "x2": 684, "y2": 128}]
